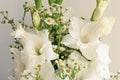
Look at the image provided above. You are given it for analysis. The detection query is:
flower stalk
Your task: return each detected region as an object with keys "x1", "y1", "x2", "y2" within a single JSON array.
[
  {"x1": 34, "y1": 0, "x2": 43, "y2": 9},
  {"x1": 48, "y1": 0, "x2": 63, "y2": 5}
]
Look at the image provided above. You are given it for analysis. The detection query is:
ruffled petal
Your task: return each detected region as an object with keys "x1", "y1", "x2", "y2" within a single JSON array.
[
  {"x1": 40, "y1": 61, "x2": 56, "y2": 80},
  {"x1": 10, "y1": 48, "x2": 24, "y2": 79},
  {"x1": 69, "y1": 17, "x2": 85, "y2": 40},
  {"x1": 61, "y1": 34, "x2": 79, "y2": 48},
  {"x1": 78, "y1": 43, "x2": 111, "y2": 80}
]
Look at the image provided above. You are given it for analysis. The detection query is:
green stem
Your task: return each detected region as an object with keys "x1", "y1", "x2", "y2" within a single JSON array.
[
  {"x1": 48, "y1": 0, "x2": 63, "y2": 5},
  {"x1": 34, "y1": 0, "x2": 43, "y2": 9},
  {"x1": 56, "y1": 0, "x2": 63, "y2": 5},
  {"x1": 2, "y1": 14, "x2": 16, "y2": 30},
  {"x1": 62, "y1": 45, "x2": 91, "y2": 61}
]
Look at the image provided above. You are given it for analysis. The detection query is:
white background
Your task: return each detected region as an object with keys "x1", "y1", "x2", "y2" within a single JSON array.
[{"x1": 0, "y1": 0, "x2": 120, "y2": 80}]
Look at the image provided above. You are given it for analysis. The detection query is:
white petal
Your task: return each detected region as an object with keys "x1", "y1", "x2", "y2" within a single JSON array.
[
  {"x1": 10, "y1": 48, "x2": 24, "y2": 79},
  {"x1": 14, "y1": 24, "x2": 26, "y2": 38},
  {"x1": 61, "y1": 34, "x2": 79, "y2": 48},
  {"x1": 80, "y1": 41, "x2": 100, "y2": 60},
  {"x1": 96, "y1": 44, "x2": 111, "y2": 64},
  {"x1": 69, "y1": 17, "x2": 85, "y2": 40},
  {"x1": 78, "y1": 43, "x2": 111, "y2": 80},
  {"x1": 100, "y1": 17, "x2": 115, "y2": 35},
  {"x1": 40, "y1": 41, "x2": 58, "y2": 60},
  {"x1": 40, "y1": 61, "x2": 56, "y2": 80}
]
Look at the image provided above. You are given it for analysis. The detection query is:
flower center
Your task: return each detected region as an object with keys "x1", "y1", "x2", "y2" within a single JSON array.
[
  {"x1": 47, "y1": 19, "x2": 52, "y2": 23},
  {"x1": 35, "y1": 48, "x2": 41, "y2": 55}
]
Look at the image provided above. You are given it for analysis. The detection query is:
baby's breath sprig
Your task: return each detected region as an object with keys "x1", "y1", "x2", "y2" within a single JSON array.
[
  {"x1": 21, "y1": 2, "x2": 30, "y2": 28},
  {"x1": 110, "y1": 71, "x2": 120, "y2": 80},
  {"x1": 0, "y1": 11, "x2": 16, "y2": 30}
]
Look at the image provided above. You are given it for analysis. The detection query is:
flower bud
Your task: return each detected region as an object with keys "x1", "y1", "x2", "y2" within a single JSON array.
[
  {"x1": 91, "y1": 0, "x2": 110, "y2": 21},
  {"x1": 33, "y1": 12, "x2": 40, "y2": 27}
]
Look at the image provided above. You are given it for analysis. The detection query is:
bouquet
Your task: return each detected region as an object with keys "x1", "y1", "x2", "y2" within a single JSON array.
[{"x1": 0, "y1": 0, "x2": 120, "y2": 80}]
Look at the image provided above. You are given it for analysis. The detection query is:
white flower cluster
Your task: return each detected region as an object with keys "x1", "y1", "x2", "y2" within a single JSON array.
[
  {"x1": 6, "y1": 0, "x2": 116, "y2": 80},
  {"x1": 9, "y1": 16, "x2": 115, "y2": 80}
]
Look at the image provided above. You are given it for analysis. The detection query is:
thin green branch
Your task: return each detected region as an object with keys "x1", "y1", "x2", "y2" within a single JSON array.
[
  {"x1": 62, "y1": 44, "x2": 91, "y2": 62},
  {"x1": 0, "y1": 11, "x2": 16, "y2": 30}
]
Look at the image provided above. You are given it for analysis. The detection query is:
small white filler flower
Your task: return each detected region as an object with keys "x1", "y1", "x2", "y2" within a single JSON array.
[{"x1": 44, "y1": 18, "x2": 56, "y2": 25}]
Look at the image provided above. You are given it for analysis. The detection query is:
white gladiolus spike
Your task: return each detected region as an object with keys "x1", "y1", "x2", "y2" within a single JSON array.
[{"x1": 62, "y1": 16, "x2": 114, "y2": 80}]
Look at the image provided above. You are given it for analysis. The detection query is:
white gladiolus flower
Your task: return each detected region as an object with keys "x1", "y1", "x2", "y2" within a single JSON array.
[
  {"x1": 12, "y1": 24, "x2": 58, "y2": 60},
  {"x1": 78, "y1": 44, "x2": 111, "y2": 80},
  {"x1": 62, "y1": 17, "x2": 115, "y2": 49},
  {"x1": 61, "y1": 16, "x2": 113, "y2": 80},
  {"x1": 10, "y1": 24, "x2": 59, "y2": 80},
  {"x1": 33, "y1": 12, "x2": 40, "y2": 27},
  {"x1": 44, "y1": 18, "x2": 56, "y2": 25}
]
